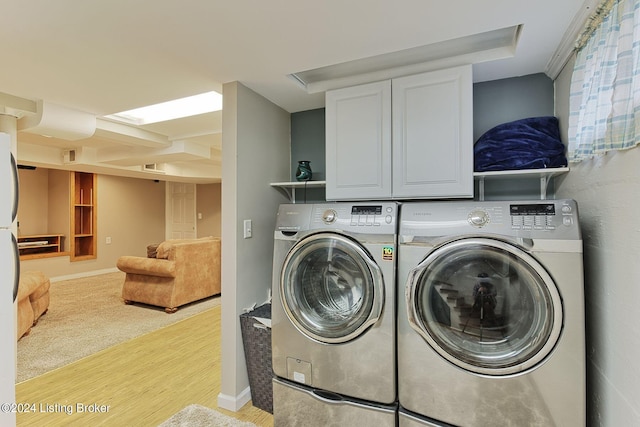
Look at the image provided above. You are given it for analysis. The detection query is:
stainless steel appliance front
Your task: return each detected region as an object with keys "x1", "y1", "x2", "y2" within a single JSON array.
[
  {"x1": 272, "y1": 202, "x2": 397, "y2": 405},
  {"x1": 397, "y1": 200, "x2": 585, "y2": 426}
]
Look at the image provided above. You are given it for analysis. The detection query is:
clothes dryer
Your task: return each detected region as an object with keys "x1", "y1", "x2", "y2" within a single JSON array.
[
  {"x1": 397, "y1": 200, "x2": 585, "y2": 427},
  {"x1": 271, "y1": 202, "x2": 397, "y2": 419}
]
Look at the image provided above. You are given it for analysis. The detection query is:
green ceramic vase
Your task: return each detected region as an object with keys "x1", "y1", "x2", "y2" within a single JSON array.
[{"x1": 295, "y1": 160, "x2": 312, "y2": 181}]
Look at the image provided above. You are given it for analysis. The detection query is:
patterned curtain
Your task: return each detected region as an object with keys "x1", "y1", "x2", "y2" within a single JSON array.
[{"x1": 568, "y1": 0, "x2": 640, "y2": 162}]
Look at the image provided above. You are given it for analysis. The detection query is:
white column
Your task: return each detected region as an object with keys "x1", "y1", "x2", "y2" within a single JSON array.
[{"x1": 0, "y1": 113, "x2": 17, "y2": 427}]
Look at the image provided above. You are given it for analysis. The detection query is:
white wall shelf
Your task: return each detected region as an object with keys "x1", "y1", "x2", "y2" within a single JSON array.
[
  {"x1": 270, "y1": 181, "x2": 326, "y2": 203},
  {"x1": 474, "y1": 167, "x2": 569, "y2": 200},
  {"x1": 271, "y1": 169, "x2": 569, "y2": 201}
]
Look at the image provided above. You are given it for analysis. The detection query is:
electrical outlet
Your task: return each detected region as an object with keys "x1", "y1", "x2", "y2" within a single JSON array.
[
  {"x1": 106, "y1": 237, "x2": 112, "y2": 244},
  {"x1": 243, "y1": 219, "x2": 252, "y2": 239}
]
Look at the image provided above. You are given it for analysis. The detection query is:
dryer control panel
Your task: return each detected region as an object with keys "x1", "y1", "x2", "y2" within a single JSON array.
[
  {"x1": 400, "y1": 199, "x2": 580, "y2": 241},
  {"x1": 508, "y1": 202, "x2": 575, "y2": 231}
]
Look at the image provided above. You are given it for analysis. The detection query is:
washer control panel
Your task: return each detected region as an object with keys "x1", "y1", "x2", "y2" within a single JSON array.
[
  {"x1": 277, "y1": 202, "x2": 397, "y2": 234},
  {"x1": 311, "y1": 203, "x2": 397, "y2": 233},
  {"x1": 509, "y1": 202, "x2": 574, "y2": 230},
  {"x1": 347, "y1": 205, "x2": 395, "y2": 226}
]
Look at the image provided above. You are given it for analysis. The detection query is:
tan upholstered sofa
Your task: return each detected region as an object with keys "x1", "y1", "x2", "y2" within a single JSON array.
[
  {"x1": 116, "y1": 237, "x2": 221, "y2": 313},
  {"x1": 17, "y1": 271, "x2": 50, "y2": 340}
]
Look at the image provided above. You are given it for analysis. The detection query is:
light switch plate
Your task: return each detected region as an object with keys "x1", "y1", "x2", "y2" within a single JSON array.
[{"x1": 243, "y1": 219, "x2": 252, "y2": 239}]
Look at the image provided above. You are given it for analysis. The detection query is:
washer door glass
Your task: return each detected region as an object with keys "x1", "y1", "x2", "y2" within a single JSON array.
[
  {"x1": 281, "y1": 233, "x2": 384, "y2": 344},
  {"x1": 406, "y1": 238, "x2": 563, "y2": 376}
]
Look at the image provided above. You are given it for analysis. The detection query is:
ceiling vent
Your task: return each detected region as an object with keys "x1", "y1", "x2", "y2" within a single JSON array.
[
  {"x1": 142, "y1": 163, "x2": 166, "y2": 174},
  {"x1": 63, "y1": 149, "x2": 77, "y2": 164},
  {"x1": 18, "y1": 100, "x2": 96, "y2": 140}
]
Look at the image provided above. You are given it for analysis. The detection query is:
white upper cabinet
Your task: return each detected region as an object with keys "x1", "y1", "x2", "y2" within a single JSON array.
[
  {"x1": 325, "y1": 65, "x2": 473, "y2": 200},
  {"x1": 392, "y1": 65, "x2": 473, "y2": 198},
  {"x1": 325, "y1": 80, "x2": 392, "y2": 201}
]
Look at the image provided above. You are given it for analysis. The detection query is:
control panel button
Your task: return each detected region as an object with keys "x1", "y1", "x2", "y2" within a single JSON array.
[
  {"x1": 322, "y1": 209, "x2": 337, "y2": 224},
  {"x1": 511, "y1": 216, "x2": 523, "y2": 229},
  {"x1": 468, "y1": 210, "x2": 490, "y2": 227}
]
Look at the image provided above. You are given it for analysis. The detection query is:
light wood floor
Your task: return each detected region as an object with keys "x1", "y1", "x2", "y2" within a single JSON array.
[{"x1": 15, "y1": 305, "x2": 274, "y2": 427}]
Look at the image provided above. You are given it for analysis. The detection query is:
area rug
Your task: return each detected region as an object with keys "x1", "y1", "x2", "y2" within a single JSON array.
[
  {"x1": 158, "y1": 404, "x2": 258, "y2": 427},
  {"x1": 17, "y1": 271, "x2": 221, "y2": 382}
]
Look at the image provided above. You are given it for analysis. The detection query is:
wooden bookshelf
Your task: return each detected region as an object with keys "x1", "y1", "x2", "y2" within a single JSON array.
[
  {"x1": 18, "y1": 234, "x2": 68, "y2": 260},
  {"x1": 70, "y1": 171, "x2": 97, "y2": 261}
]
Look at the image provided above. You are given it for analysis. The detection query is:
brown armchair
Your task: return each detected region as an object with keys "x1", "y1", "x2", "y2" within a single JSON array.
[
  {"x1": 116, "y1": 237, "x2": 221, "y2": 313},
  {"x1": 17, "y1": 271, "x2": 50, "y2": 340}
]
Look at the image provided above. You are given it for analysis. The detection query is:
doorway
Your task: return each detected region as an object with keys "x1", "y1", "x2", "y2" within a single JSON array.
[{"x1": 166, "y1": 182, "x2": 196, "y2": 239}]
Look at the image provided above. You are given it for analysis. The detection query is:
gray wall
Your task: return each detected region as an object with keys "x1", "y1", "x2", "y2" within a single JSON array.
[
  {"x1": 219, "y1": 81, "x2": 290, "y2": 411},
  {"x1": 473, "y1": 73, "x2": 555, "y2": 141},
  {"x1": 291, "y1": 108, "x2": 325, "y2": 181},
  {"x1": 555, "y1": 55, "x2": 640, "y2": 427},
  {"x1": 290, "y1": 108, "x2": 326, "y2": 202}
]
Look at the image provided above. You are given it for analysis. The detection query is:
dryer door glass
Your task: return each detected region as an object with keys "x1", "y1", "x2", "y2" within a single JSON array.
[
  {"x1": 281, "y1": 233, "x2": 384, "y2": 344},
  {"x1": 406, "y1": 238, "x2": 563, "y2": 376}
]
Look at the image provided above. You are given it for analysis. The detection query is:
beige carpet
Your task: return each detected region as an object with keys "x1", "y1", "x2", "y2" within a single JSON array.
[
  {"x1": 17, "y1": 271, "x2": 221, "y2": 382},
  {"x1": 158, "y1": 404, "x2": 258, "y2": 427}
]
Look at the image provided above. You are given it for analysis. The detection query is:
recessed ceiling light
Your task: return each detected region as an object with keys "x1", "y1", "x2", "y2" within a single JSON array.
[{"x1": 105, "y1": 91, "x2": 222, "y2": 125}]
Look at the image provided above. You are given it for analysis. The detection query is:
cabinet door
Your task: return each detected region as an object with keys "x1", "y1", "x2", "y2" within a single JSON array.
[
  {"x1": 392, "y1": 65, "x2": 473, "y2": 198},
  {"x1": 325, "y1": 80, "x2": 391, "y2": 200}
]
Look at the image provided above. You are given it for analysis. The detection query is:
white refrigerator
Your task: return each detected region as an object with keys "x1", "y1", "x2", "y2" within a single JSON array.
[{"x1": 0, "y1": 132, "x2": 18, "y2": 426}]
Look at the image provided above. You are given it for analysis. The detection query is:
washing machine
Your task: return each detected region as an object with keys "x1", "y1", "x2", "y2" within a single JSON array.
[
  {"x1": 271, "y1": 202, "x2": 398, "y2": 426},
  {"x1": 397, "y1": 199, "x2": 585, "y2": 427}
]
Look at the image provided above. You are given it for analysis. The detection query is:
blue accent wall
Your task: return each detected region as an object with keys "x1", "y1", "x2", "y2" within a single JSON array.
[
  {"x1": 291, "y1": 108, "x2": 326, "y2": 181},
  {"x1": 473, "y1": 73, "x2": 554, "y2": 141},
  {"x1": 290, "y1": 108, "x2": 326, "y2": 202}
]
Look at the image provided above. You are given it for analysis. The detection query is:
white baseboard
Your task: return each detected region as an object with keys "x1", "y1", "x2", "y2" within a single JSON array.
[
  {"x1": 217, "y1": 387, "x2": 251, "y2": 412},
  {"x1": 50, "y1": 267, "x2": 120, "y2": 283}
]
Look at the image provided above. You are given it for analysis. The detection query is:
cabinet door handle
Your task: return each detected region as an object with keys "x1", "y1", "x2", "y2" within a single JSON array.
[
  {"x1": 10, "y1": 153, "x2": 19, "y2": 222},
  {"x1": 12, "y1": 233, "x2": 20, "y2": 303}
]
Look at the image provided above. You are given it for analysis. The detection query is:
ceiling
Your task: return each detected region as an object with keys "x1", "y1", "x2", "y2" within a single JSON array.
[{"x1": 0, "y1": 0, "x2": 595, "y2": 183}]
